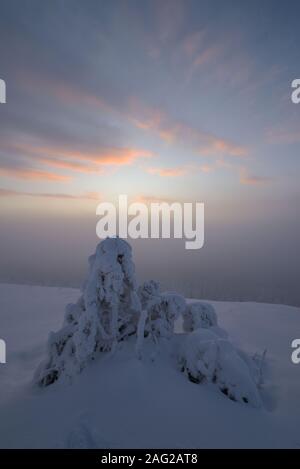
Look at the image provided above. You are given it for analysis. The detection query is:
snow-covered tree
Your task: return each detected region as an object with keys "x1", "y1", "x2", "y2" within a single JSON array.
[
  {"x1": 138, "y1": 280, "x2": 161, "y2": 312},
  {"x1": 34, "y1": 238, "x2": 141, "y2": 386},
  {"x1": 178, "y1": 328, "x2": 262, "y2": 407},
  {"x1": 183, "y1": 301, "x2": 218, "y2": 332},
  {"x1": 137, "y1": 281, "x2": 186, "y2": 340},
  {"x1": 182, "y1": 301, "x2": 228, "y2": 339}
]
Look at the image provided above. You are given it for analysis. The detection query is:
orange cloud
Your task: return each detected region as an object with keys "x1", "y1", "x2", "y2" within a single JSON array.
[
  {"x1": 37, "y1": 157, "x2": 102, "y2": 174},
  {"x1": 19, "y1": 73, "x2": 247, "y2": 160},
  {"x1": 146, "y1": 166, "x2": 187, "y2": 177},
  {"x1": 128, "y1": 97, "x2": 165, "y2": 132},
  {"x1": 127, "y1": 98, "x2": 247, "y2": 157},
  {"x1": 200, "y1": 139, "x2": 248, "y2": 157},
  {"x1": 0, "y1": 167, "x2": 71, "y2": 182},
  {"x1": 12, "y1": 142, "x2": 152, "y2": 168},
  {"x1": 199, "y1": 164, "x2": 214, "y2": 173},
  {"x1": 87, "y1": 147, "x2": 153, "y2": 166},
  {"x1": 2, "y1": 142, "x2": 153, "y2": 186},
  {"x1": 18, "y1": 72, "x2": 248, "y2": 159}
]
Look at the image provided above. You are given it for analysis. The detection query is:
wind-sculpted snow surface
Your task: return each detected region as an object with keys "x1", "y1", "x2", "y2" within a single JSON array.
[
  {"x1": 3, "y1": 283, "x2": 300, "y2": 447},
  {"x1": 34, "y1": 237, "x2": 262, "y2": 409},
  {"x1": 34, "y1": 238, "x2": 141, "y2": 386}
]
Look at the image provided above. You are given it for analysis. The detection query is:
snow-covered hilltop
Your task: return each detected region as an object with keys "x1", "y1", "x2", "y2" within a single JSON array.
[
  {"x1": 34, "y1": 238, "x2": 263, "y2": 410},
  {"x1": 0, "y1": 238, "x2": 300, "y2": 448}
]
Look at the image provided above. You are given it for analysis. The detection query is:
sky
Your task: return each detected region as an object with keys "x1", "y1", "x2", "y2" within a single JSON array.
[{"x1": 0, "y1": 0, "x2": 300, "y2": 304}]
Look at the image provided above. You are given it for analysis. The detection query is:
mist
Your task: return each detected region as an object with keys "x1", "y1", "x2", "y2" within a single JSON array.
[{"x1": 1, "y1": 204, "x2": 299, "y2": 307}]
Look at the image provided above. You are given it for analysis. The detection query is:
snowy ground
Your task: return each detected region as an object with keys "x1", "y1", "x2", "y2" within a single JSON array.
[{"x1": 0, "y1": 283, "x2": 300, "y2": 448}]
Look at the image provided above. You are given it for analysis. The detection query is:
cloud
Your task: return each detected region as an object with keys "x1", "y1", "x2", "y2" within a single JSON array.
[
  {"x1": 266, "y1": 128, "x2": 300, "y2": 145},
  {"x1": 135, "y1": 194, "x2": 177, "y2": 204},
  {"x1": 146, "y1": 158, "x2": 244, "y2": 179},
  {"x1": 181, "y1": 30, "x2": 206, "y2": 57},
  {"x1": 192, "y1": 44, "x2": 222, "y2": 68},
  {"x1": 0, "y1": 167, "x2": 71, "y2": 182},
  {"x1": 37, "y1": 157, "x2": 103, "y2": 174},
  {"x1": 199, "y1": 164, "x2": 215, "y2": 173},
  {"x1": 86, "y1": 147, "x2": 153, "y2": 166},
  {"x1": 0, "y1": 187, "x2": 101, "y2": 200},
  {"x1": 34, "y1": 145, "x2": 152, "y2": 167},
  {"x1": 153, "y1": 0, "x2": 186, "y2": 44},
  {"x1": 199, "y1": 138, "x2": 247, "y2": 157},
  {"x1": 178, "y1": 28, "x2": 234, "y2": 84},
  {"x1": 0, "y1": 188, "x2": 20, "y2": 197},
  {"x1": 21, "y1": 72, "x2": 114, "y2": 115},
  {"x1": 14, "y1": 142, "x2": 152, "y2": 166},
  {"x1": 17, "y1": 72, "x2": 247, "y2": 160},
  {"x1": 240, "y1": 170, "x2": 272, "y2": 185},
  {"x1": 127, "y1": 97, "x2": 248, "y2": 157},
  {"x1": 146, "y1": 166, "x2": 187, "y2": 177},
  {"x1": 1, "y1": 141, "x2": 153, "y2": 182}
]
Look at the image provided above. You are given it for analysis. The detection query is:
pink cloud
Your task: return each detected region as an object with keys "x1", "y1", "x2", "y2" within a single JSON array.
[
  {"x1": 5, "y1": 142, "x2": 153, "y2": 181},
  {"x1": 37, "y1": 157, "x2": 103, "y2": 174},
  {"x1": 18, "y1": 73, "x2": 248, "y2": 160},
  {"x1": 146, "y1": 166, "x2": 187, "y2": 177},
  {"x1": 240, "y1": 169, "x2": 272, "y2": 185},
  {"x1": 181, "y1": 30, "x2": 206, "y2": 57},
  {"x1": 128, "y1": 98, "x2": 248, "y2": 157},
  {"x1": 192, "y1": 44, "x2": 221, "y2": 68},
  {"x1": 0, "y1": 187, "x2": 101, "y2": 200}
]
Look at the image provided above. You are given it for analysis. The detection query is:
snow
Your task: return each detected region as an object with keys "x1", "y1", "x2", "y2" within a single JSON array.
[
  {"x1": 183, "y1": 301, "x2": 218, "y2": 331},
  {"x1": 0, "y1": 282, "x2": 300, "y2": 448},
  {"x1": 178, "y1": 328, "x2": 262, "y2": 407},
  {"x1": 135, "y1": 308, "x2": 148, "y2": 360},
  {"x1": 138, "y1": 280, "x2": 186, "y2": 341}
]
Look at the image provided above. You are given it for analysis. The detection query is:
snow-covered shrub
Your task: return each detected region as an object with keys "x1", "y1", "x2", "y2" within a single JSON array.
[
  {"x1": 35, "y1": 238, "x2": 141, "y2": 386},
  {"x1": 178, "y1": 328, "x2": 262, "y2": 407},
  {"x1": 183, "y1": 301, "x2": 228, "y2": 339},
  {"x1": 138, "y1": 281, "x2": 186, "y2": 340},
  {"x1": 183, "y1": 301, "x2": 218, "y2": 332}
]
